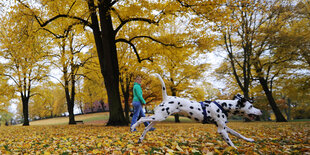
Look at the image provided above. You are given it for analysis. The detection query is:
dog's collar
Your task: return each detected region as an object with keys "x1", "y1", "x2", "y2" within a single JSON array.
[
  {"x1": 212, "y1": 101, "x2": 228, "y2": 117},
  {"x1": 199, "y1": 102, "x2": 209, "y2": 124}
]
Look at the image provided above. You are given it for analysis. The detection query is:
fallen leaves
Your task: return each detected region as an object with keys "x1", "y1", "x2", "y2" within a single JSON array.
[{"x1": 0, "y1": 122, "x2": 309, "y2": 154}]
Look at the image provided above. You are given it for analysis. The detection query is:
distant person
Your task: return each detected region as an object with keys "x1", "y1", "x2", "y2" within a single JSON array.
[{"x1": 130, "y1": 76, "x2": 155, "y2": 132}]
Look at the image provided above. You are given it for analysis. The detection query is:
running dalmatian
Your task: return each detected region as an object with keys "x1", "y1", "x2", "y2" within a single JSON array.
[{"x1": 131, "y1": 74, "x2": 262, "y2": 149}]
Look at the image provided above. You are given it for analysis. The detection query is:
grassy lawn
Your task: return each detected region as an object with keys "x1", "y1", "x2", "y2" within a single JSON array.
[
  {"x1": 23, "y1": 112, "x2": 309, "y2": 126},
  {"x1": 24, "y1": 112, "x2": 109, "y2": 126}
]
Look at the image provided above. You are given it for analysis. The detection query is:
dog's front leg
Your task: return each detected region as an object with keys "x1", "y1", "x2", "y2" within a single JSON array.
[
  {"x1": 226, "y1": 127, "x2": 254, "y2": 142},
  {"x1": 138, "y1": 122, "x2": 157, "y2": 143},
  {"x1": 131, "y1": 116, "x2": 152, "y2": 132},
  {"x1": 217, "y1": 122, "x2": 237, "y2": 149}
]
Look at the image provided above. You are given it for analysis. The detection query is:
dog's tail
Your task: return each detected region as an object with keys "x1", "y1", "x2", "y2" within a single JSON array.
[{"x1": 153, "y1": 73, "x2": 168, "y2": 101}]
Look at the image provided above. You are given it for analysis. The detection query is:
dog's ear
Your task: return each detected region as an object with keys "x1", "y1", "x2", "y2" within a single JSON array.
[
  {"x1": 236, "y1": 96, "x2": 246, "y2": 108},
  {"x1": 233, "y1": 93, "x2": 242, "y2": 100}
]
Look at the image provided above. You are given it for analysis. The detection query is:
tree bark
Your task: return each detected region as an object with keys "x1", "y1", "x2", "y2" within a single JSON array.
[
  {"x1": 171, "y1": 88, "x2": 180, "y2": 123},
  {"x1": 65, "y1": 80, "x2": 76, "y2": 124},
  {"x1": 258, "y1": 77, "x2": 287, "y2": 122},
  {"x1": 22, "y1": 95, "x2": 30, "y2": 126},
  {"x1": 89, "y1": 0, "x2": 126, "y2": 126}
]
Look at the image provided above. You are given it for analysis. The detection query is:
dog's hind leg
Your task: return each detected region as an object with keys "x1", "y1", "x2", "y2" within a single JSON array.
[
  {"x1": 226, "y1": 127, "x2": 254, "y2": 142},
  {"x1": 138, "y1": 122, "x2": 157, "y2": 143}
]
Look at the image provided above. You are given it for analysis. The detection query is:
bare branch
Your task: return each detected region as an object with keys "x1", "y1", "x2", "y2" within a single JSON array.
[
  {"x1": 130, "y1": 36, "x2": 180, "y2": 48},
  {"x1": 114, "y1": 17, "x2": 159, "y2": 35},
  {"x1": 17, "y1": 0, "x2": 92, "y2": 28},
  {"x1": 116, "y1": 38, "x2": 153, "y2": 63},
  {"x1": 110, "y1": 0, "x2": 120, "y2": 7},
  {"x1": 46, "y1": 74, "x2": 65, "y2": 88}
]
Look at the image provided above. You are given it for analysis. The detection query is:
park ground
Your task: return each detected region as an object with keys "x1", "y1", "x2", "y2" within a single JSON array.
[{"x1": 0, "y1": 113, "x2": 309, "y2": 154}]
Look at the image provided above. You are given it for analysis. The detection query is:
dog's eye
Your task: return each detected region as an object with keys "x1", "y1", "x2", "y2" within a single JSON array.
[{"x1": 248, "y1": 105, "x2": 253, "y2": 109}]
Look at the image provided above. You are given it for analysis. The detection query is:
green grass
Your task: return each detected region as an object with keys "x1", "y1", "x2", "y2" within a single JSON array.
[
  {"x1": 18, "y1": 112, "x2": 309, "y2": 126},
  {"x1": 17, "y1": 112, "x2": 109, "y2": 126}
]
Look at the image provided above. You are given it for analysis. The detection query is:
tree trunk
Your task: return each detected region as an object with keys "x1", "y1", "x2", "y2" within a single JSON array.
[
  {"x1": 67, "y1": 100, "x2": 76, "y2": 124},
  {"x1": 174, "y1": 114, "x2": 180, "y2": 123},
  {"x1": 286, "y1": 98, "x2": 291, "y2": 121},
  {"x1": 171, "y1": 89, "x2": 180, "y2": 123},
  {"x1": 87, "y1": 0, "x2": 127, "y2": 126},
  {"x1": 258, "y1": 77, "x2": 287, "y2": 122},
  {"x1": 102, "y1": 2, "x2": 127, "y2": 126},
  {"x1": 22, "y1": 96, "x2": 30, "y2": 126},
  {"x1": 120, "y1": 75, "x2": 132, "y2": 123},
  {"x1": 64, "y1": 79, "x2": 76, "y2": 124}
]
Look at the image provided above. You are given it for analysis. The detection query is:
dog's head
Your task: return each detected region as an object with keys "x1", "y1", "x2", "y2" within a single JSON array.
[{"x1": 233, "y1": 94, "x2": 262, "y2": 120}]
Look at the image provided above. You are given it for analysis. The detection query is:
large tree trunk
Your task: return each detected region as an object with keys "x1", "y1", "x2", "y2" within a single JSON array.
[
  {"x1": 22, "y1": 96, "x2": 30, "y2": 126},
  {"x1": 258, "y1": 77, "x2": 287, "y2": 122},
  {"x1": 88, "y1": 0, "x2": 126, "y2": 126}
]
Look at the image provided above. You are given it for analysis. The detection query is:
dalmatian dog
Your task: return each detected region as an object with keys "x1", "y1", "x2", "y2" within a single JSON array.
[{"x1": 131, "y1": 74, "x2": 262, "y2": 149}]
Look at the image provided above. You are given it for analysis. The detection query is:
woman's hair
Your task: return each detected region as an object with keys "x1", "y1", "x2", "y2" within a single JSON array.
[{"x1": 135, "y1": 75, "x2": 142, "y2": 81}]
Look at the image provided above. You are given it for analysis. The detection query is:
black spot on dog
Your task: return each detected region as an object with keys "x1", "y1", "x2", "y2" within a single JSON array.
[
  {"x1": 194, "y1": 118, "x2": 199, "y2": 121},
  {"x1": 222, "y1": 115, "x2": 225, "y2": 118},
  {"x1": 163, "y1": 87, "x2": 165, "y2": 90},
  {"x1": 189, "y1": 112, "x2": 193, "y2": 115},
  {"x1": 229, "y1": 104, "x2": 232, "y2": 107},
  {"x1": 162, "y1": 108, "x2": 165, "y2": 111},
  {"x1": 216, "y1": 109, "x2": 220, "y2": 113},
  {"x1": 207, "y1": 111, "x2": 210, "y2": 113},
  {"x1": 178, "y1": 102, "x2": 180, "y2": 105},
  {"x1": 217, "y1": 114, "x2": 220, "y2": 118},
  {"x1": 198, "y1": 108, "x2": 201, "y2": 111},
  {"x1": 190, "y1": 106, "x2": 194, "y2": 109},
  {"x1": 221, "y1": 102, "x2": 227, "y2": 107},
  {"x1": 224, "y1": 127, "x2": 226, "y2": 130},
  {"x1": 166, "y1": 107, "x2": 170, "y2": 115},
  {"x1": 226, "y1": 138, "x2": 229, "y2": 141},
  {"x1": 214, "y1": 122, "x2": 218, "y2": 127},
  {"x1": 187, "y1": 116, "x2": 191, "y2": 119},
  {"x1": 206, "y1": 104, "x2": 209, "y2": 107},
  {"x1": 191, "y1": 101, "x2": 194, "y2": 103},
  {"x1": 168, "y1": 101, "x2": 174, "y2": 104},
  {"x1": 152, "y1": 118, "x2": 155, "y2": 120},
  {"x1": 180, "y1": 104, "x2": 183, "y2": 107}
]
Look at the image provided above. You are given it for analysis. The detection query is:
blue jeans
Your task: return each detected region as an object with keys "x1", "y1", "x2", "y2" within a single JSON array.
[{"x1": 130, "y1": 101, "x2": 149, "y2": 128}]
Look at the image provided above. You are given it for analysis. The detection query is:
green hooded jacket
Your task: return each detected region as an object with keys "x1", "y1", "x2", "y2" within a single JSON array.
[{"x1": 132, "y1": 82, "x2": 146, "y2": 104}]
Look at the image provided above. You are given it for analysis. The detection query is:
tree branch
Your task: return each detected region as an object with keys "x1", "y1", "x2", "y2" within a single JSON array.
[
  {"x1": 115, "y1": 38, "x2": 153, "y2": 63},
  {"x1": 114, "y1": 17, "x2": 159, "y2": 35},
  {"x1": 130, "y1": 36, "x2": 180, "y2": 48},
  {"x1": 18, "y1": 0, "x2": 93, "y2": 28}
]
